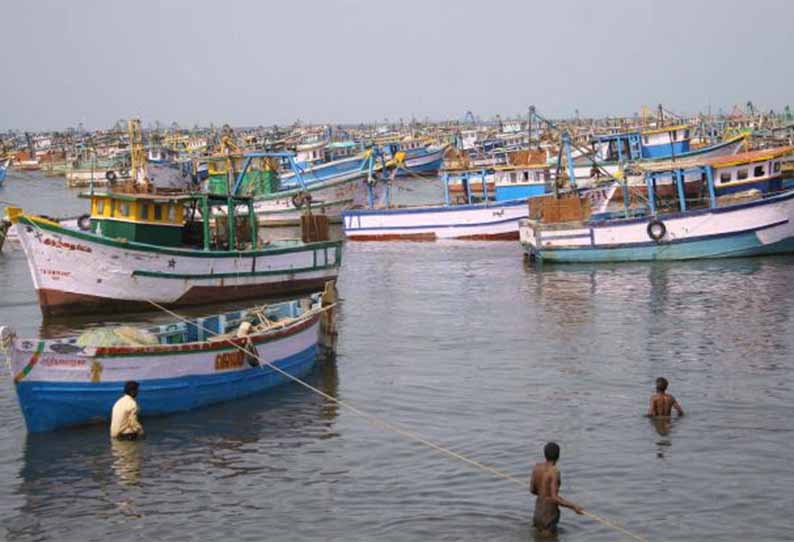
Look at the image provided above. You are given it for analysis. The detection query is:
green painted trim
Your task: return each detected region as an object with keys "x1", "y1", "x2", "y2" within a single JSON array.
[
  {"x1": 132, "y1": 262, "x2": 338, "y2": 280},
  {"x1": 18, "y1": 216, "x2": 342, "y2": 258}
]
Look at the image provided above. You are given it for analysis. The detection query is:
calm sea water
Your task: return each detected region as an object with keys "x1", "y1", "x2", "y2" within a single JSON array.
[{"x1": 0, "y1": 172, "x2": 792, "y2": 541}]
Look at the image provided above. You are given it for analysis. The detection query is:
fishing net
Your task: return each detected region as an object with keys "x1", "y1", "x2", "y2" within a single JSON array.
[{"x1": 76, "y1": 326, "x2": 159, "y2": 347}]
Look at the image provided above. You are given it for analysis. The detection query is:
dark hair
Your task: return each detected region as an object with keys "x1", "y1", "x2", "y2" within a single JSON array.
[
  {"x1": 544, "y1": 442, "x2": 560, "y2": 462},
  {"x1": 124, "y1": 381, "x2": 140, "y2": 396},
  {"x1": 656, "y1": 377, "x2": 669, "y2": 392}
]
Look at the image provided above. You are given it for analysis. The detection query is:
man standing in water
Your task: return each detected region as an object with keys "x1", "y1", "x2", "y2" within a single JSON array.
[
  {"x1": 110, "y1": 381, "x2": 145, "y2": 440},
  {"x1": 646, "y1": 377, "x2": 685, "y2": 417},
  {"x1": 530, "y1": 442, "x2": 583, "y2": 534}
]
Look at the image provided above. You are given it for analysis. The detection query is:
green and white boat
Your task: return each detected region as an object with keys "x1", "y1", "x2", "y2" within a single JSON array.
[{"x1": 8, "y1": 186, "x2": 342, "y2": 316}]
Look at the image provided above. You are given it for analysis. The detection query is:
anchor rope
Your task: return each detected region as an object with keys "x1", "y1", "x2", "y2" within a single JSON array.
[{"x1": 145, "y1": 297, "x2": 648, "y2": 542}]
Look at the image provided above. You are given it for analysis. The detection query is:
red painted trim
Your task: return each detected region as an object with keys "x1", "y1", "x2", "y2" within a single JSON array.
[
  {"x1": 347, "y1": 233, "x2": 437, "y2": 241},
  {"x1": 453, "y1": 231, "x2": 518, "y2": 241}
]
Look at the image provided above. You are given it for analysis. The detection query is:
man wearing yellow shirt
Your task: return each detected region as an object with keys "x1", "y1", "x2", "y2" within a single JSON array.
[{"x1": 110, "y1": 381, "x2": 145, "y2": 440}]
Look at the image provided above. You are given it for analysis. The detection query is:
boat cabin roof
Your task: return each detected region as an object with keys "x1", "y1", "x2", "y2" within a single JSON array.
[
  {"x1": 79, "y1": 190, "x2": 254, "y2": 204},
  {"x1": 592, "y1": 124, "x2": 691, "y2": 142},
  {"x1": 639, "y1": 146, "x2": 794, "y2": 173},
  {"x1": 640, "y1": 124, "x2": 690, "y2": 136}
]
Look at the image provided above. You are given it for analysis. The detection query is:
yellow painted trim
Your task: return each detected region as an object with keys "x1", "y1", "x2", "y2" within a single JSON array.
[
  {"x1": 641, "y1": 124, "x2": 689, "y2": 136},
  {"x1": 5, "y1": 207, "x2": 23, "y2": 223},
  {"x1": 93, "y1": 216, "x2": 183, "y2": 228}
]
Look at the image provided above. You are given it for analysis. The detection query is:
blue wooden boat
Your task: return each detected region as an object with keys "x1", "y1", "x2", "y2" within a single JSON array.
[
  {"x1": 1, "y1": 290, "x2": 336, "y2": 433},
  {"x1": 520, "y1": 147, "x2": 794, "y2": 263}
]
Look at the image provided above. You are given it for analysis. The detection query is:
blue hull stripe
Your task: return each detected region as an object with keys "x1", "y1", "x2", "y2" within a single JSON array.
[{"x1": 16, "y1": 345, "x2": 318, "y2": 433}]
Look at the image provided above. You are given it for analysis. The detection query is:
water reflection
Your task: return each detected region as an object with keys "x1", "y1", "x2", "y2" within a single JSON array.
[{"x1": 110, "y1": 439, "x2": 143, "y2": 487}]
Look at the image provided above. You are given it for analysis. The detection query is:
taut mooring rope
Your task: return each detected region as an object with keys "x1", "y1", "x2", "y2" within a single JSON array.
[{"x1": 143, "y1": 297, "x2": 647, "y2": 541}]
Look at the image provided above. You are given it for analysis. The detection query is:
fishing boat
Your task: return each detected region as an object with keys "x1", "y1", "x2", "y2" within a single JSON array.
[
  {"x1": 219, "y1": 151, "x2": 386, "y2": 224},
  {"x1": 342, "y1": 169, "x2": 549, "y2": 241},
  {"x1": 0, "y1": 290, "x2": 337, "y2": 433},
  {"x1": 388, "y1": 141, "x2": 448, "y2": 176},
  {"x1": 570, "y1": 129, "x2": 746, "y2": 184},
  {"x1": 7, "y1": 181, "x2": 342, "y2": 316},
  {"x1": 520, "y1": 147, "x2": 794, "y2": 262}
]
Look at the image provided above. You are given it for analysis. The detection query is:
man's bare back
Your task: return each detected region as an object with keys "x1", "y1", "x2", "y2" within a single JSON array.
[
  {"x1": 646, "y1": 377, "x2": 684, "y2": 417},
  {"x1": 647, "y1": 392, "x2": 683, "y2": 416},
  {"x1": 530, "y1": 443, "x2": 583, "y2": 534}
]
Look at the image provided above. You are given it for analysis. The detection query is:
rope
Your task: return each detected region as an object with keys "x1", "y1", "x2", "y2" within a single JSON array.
[{"x1": 145, "y1": 298, "x2": 649, "y2": 542}]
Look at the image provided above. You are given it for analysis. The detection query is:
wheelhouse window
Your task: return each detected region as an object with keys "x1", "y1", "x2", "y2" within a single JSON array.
[
  {"x1": 737, "y1": 169, "x2": 748, "y2": 180},
  {"x1": 774, "y1": 161, "x2": 781, "y2": 173},
  {"x1": 523, "y1": 171, "x2": 529, "y2": 181},
  {"x1": 168, "y1": 205, "x2": 177, "y2": 223},
  {"x1": 139, "y1": 204, "x2": 149, "y2": 220},
  {"x1": 720, "y1": 172, "x2": 731, "y2": 184},
  {"x1": 754, "y1": 165, "x2": 765, "y2": 177},
  {"x1": 96, "y1": 199, "x2": 105, "y2": 215},
  {"x1": 154, "y1": 205, "x2": 163, "y2": 220},
  {"x1": 119, "y1": 202, "x2": 130, "y2": 217}
]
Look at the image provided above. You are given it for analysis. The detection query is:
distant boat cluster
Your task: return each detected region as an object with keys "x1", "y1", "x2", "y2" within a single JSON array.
[{"x1": 2, "y1": 103, "x2": 794, "y2": 432}]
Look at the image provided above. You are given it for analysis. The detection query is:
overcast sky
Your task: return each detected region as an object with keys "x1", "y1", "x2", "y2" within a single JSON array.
[{"x1": 2, "y1": 0, "x2": 792, "y2": 130}]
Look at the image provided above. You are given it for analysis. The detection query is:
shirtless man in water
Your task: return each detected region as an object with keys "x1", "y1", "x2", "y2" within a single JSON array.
[
  {"x1": 530, "y1": 442, "x2": 583, "y2": 535},
  {"x1": 646, "y1": 377, "x2": 685, "y2": 417}
]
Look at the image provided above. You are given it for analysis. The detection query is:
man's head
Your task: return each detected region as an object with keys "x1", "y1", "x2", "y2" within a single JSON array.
[
  {"x1": 656, "y1": 377, "x2": 669, "y2": 393},
  {"x1": 544, "y1": 441, "x2": 560, "y2": 463},
  {"x1": 124, "y1": 380, "x2": 140, "y2": 398}
]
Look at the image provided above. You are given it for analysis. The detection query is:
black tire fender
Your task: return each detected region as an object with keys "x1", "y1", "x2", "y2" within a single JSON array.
[
  {"x1": 77, "y1": 214, "x2": 92, "y2": 231},
  {"x1": 647, "y1": 219, "x2": 666, "y2": 242}
]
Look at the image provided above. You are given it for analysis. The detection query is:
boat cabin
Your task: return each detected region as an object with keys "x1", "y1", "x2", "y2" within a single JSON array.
[
  {"x1": 591, "y1": 124, "x2": 691, "y2": 162},
  {"x1": 593, "y1": 147, "x2": 794, "y2": 221},
  {"x1": 295, "y1": 140, "x2": 327, "y2": 166},
  {"x1": 80, "y1": 191, "x2": 260, "y2": 251},
  {"x1": 326, "y1": 141, "x2": 359, "y2": 161},
  {"x1": 204, "y1": 155, "x2": 282, "y2": 196},
  {"x1": 493, "y1": 164, "x2": 552, "y2": 201}
]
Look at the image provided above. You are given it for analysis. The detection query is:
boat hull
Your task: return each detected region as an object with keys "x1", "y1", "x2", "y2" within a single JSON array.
[
  {"x1": 395, "y1": 146, "x2": 446, "y2": 177},
  {"x1": 9, "y1": 316, "x2": 321, "y2": 432},
  {"x1": 15, "y1": 217, "x2": 342, "y2": 316},
  {"x1": 343, "y1": 199, "x2": 528, "y2": 241},
  {"x1": 520, "y1": 190, "x2": 794, "y2": 262}
]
